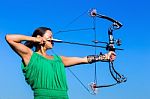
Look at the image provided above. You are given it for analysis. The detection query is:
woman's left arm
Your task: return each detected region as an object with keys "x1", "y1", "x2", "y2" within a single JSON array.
[
  {"x1": 61, "y1": 56, "x2": 88, "y2": 67},
  {"x1": 61, "y1": 51, "x2": 116, "y2": 67}
]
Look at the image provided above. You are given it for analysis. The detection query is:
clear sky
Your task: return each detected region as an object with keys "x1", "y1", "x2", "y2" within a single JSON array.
[{"x1": 0, "y1": 0, "x2": 150, "y2": 99}]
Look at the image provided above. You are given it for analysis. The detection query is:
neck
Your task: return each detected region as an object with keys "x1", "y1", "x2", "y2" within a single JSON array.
[{"x1": 35, "y1": 46, "x2": 47, "y2": 56}]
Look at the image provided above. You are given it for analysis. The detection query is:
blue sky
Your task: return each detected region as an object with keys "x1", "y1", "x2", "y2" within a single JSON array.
[{"x1": 0, "y1": 0, "x2": 150, "y2": 99}]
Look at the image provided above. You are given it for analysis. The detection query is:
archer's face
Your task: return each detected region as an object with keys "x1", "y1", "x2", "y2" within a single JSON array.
[{"x1": 43, "y1": 30, "x2": 54, "y2": 49}]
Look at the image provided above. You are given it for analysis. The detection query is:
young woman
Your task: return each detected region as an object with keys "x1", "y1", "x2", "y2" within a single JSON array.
[{"x1": 5, "y1": 27, "x2": 116, "y2": 99}]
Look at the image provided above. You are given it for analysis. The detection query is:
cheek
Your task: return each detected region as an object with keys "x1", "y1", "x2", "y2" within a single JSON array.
[{"x1": 46, "y1": 42, "x2": 53, "y2": 46}]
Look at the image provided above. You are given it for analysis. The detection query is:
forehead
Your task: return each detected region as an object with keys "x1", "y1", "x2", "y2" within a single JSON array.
[{"x1": 44, "y1": 30, "x2": 52, "y2": 37}]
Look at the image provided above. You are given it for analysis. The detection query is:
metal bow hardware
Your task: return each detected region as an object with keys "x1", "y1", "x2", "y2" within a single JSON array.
[{"x1": 53, "y1": 8, "x2": 127, "y2": 95}]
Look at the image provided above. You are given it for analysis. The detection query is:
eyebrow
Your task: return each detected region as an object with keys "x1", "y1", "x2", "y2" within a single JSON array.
[
  {"x1": 46, "y1": 38, "x2": 51, "y2": 40},
  {"x1": 46, "y1": 37, "x2": 53, "y2": 41}
]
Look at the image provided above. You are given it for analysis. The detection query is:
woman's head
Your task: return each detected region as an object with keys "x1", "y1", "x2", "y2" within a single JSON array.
[
  {"x1": 32, "y1": 27, "x2": 51, "y2": 38},
  {"x1": 25, "y1": 27, "x2": 54, "y2": 50}
]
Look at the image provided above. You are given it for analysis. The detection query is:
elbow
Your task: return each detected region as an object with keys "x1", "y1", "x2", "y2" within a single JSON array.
[
  {"x1": 5, "y1": 34, "x2": 13, "y2": 43},
  {"x1": 5, "y1": 34, "x2": 10, "y2": 41}
]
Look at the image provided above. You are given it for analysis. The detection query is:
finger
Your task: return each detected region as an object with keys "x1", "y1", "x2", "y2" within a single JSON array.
[
  {"x1": 109, "y1": 51, "x2": 116, "y2": 56},
  {"x1": 42, "y1": 37, "x2": 47, "y2": 42},
  {"x1": 110, "y1": 55, "x2": 116, "y2": 61}
]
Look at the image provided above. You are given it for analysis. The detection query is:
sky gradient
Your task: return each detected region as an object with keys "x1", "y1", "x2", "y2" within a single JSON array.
[{"x1": 0, "y1": 0, "x2": 150, "y2": 99}]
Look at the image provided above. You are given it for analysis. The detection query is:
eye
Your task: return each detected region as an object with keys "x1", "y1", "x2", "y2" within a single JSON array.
[
  {"x1": 46, "y1": 38, "x2": 54, "y2": 43},
  {"x1": 46, "y1": 39, "x2": 51, "y2": 42}
]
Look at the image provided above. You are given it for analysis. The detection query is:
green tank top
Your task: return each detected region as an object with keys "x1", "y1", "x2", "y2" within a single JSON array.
[{"x1": 21, "y1": 52, "x2": 69, "y2": 99}]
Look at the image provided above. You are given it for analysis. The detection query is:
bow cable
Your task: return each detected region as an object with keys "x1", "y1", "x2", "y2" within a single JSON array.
[{"x1": 52, "y1": 8, "x2": 126, "y2": 95}]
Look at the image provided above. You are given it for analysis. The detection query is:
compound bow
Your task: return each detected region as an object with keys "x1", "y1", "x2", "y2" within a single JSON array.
[{"x1": 53, "y1": 8, "x2": 127, "y2": 95}]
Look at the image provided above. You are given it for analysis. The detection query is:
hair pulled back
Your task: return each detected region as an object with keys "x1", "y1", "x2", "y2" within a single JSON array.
[{"x1": 24, "y1": 27, "x2": 51, "y2": 49}]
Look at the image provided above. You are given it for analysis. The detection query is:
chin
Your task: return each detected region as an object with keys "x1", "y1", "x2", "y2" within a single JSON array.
[
  {"x1": 49, "y1": 46, "x2": 53, "y2": 49},
  {"x1": 46, "y1": 44, "x2": 53, "y2": 49}
]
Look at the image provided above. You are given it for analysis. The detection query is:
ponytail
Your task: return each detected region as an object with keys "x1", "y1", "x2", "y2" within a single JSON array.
[{"x1": 24, "y1": 41, "x2": 34, "y2": 49}]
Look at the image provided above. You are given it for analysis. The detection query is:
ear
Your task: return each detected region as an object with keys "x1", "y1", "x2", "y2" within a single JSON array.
[{"x1": 37, "y1": 35, "x2": 41, "y2": 38}]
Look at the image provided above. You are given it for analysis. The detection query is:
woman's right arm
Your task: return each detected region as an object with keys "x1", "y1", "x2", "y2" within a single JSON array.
[{"x1": 5, "y1": 34, "x2": 35, "y2": 66}]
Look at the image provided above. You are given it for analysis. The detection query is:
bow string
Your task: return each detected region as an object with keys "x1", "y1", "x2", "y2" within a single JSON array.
[{"x1": 53, "y1": 8, "x2": 127, "y2": 95}]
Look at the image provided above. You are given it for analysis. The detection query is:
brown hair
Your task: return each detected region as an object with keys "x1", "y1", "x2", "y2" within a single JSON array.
[{"x1": 24, "y1": 27, "x2": 52, "y2": 49}]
